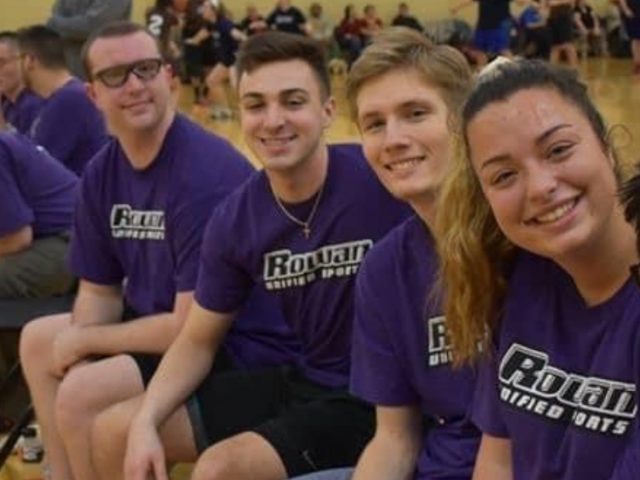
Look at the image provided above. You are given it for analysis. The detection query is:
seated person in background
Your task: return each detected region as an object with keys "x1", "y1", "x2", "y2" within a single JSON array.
[
  {"x1": 308, "y1": 3, "x2": 334, "y2": 46},
  {"x1": 391, "y1": 2, "x2": 424, "y2": 32},
  {"x1": 110, "y1": 31, "x2": 410, "y2": 480},
  {"x1": 267, "y1": 0, "x2": 308, "y2": 35},
  {"x1": 17, "y1": 25, "x2": 108, "y2": 175},
  {"x1": 239, "y1": 4, "x2": 269, "y2": 36},
  {"x1": 361, "y1": 4, "x2": 383, "y2": 44},
  {"x1": 19, "y1": 22, "x2": 297, "y2": 480},
  {"x1": 574, "y1": 0, "x2": 608, "y2": 56},
  {"x1": 335, "y1": 4, "x2": 365, "y2": 66},
  {"x1": 0, "y1": 32, "x2": 44, "y2": 135},
  {"x1": 519, "y1": 0, "x2": 552, "y2": 58},
  {"x1": 0, "y1": 131, "x2": 76, "y2": 299}
]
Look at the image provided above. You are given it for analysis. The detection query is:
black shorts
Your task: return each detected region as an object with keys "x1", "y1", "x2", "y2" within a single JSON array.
[
  {"x1": 548, "y1": 11, "x2": 574, "y2": 45},
  {"x1": 189, "y1": 367, "x2": 374, "y2": 477}
]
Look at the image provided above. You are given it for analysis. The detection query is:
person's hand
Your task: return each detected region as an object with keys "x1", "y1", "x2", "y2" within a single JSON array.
[
  {"x1": 52, "y1": 326, "x2": 86, "y2": 377},
  {"x1": 124, "y1": 415, "x2": 169, "y2": 480}
]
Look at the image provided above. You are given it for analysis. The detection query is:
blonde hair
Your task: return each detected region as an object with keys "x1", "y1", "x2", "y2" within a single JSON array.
[{"x1": 346, "y1": 27, "x2": 472, "y2": 124}]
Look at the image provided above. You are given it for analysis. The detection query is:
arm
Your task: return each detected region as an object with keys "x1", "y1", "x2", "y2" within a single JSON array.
[
  {"x1": 574, "y1": 11, "x2": 589, "y2": 34},
  {"x1": 352, "y1": 405, "x2": 422, "y2": 480},
  {"x1": 472, "y1": 434, "x2": 513, "y2": 480},
  {"x1": 0, "y1": 225, "x2": 32, "y2": 256},
  {"x1": 231, "y1": 27, "x2": 248, "y2": 43},
  {"x1": 48, "y1": 0, "x2": 131, "y2": 40},
  {"x1": 618, "y1": 0, "x2": 634, "y2": 17},
  {"x1": 124, "y1": 303, "x2": 235, "y2": 480}
]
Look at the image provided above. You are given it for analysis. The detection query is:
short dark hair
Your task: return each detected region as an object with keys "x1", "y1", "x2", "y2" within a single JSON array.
[
  {"x1": 81, "y1": 21, "x2": 160, "y2": 78},
  {"x1": 17, "y1": 25, "x2": 66, "y2": 69},
  {"x1": 236, "y1": 31, "x2": 331, "y2": 99}
]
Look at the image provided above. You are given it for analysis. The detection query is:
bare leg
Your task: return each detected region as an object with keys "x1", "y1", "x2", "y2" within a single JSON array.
[
  {"x1": 20, "y1": 314, "x2": 73, "y2": 480},
  {"x1": 92, "y1": 395, "x2": 198, "y2": 480},
  {"x1": 191, "y1": 432, "x2": 287, "y2": 480},
  {"x1": 55, "y1": 355, "x2": 144, "y2": 480}
]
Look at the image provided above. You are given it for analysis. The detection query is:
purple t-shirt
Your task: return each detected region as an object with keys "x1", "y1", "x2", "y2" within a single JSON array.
[
  {"x1": 1, "y1": 89, "x2": 44, "y2": 135},
  {"x1": 68, "y1": 114, "x2": 299, "y2": 367},
  {"x1": 351, "y1": 215, "x2": 480, "y2": 479},
  {"x1": 473, "y1": 251, "x2": 640, "y2": 479},
  {"x1": 0, "y1": 131, "x2": 77, "y2": 237},
  {"x1": 195, "y1": 144, "x2": 411, "y2": 388},
  {"x1": 29, "y1": 78, "x2": 107, "y2": 176}
]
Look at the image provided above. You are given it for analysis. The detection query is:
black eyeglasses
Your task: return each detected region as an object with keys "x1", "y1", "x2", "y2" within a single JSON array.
[{"x1": 92, "y1": 58, "x2": 164, "y2": 88}]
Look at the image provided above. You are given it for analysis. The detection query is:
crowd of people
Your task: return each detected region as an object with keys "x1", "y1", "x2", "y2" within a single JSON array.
[{"x1": 0, "y1": 1, "x2": 640, "y2": 480}]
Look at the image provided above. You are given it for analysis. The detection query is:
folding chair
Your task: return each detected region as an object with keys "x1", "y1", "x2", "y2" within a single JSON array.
[{"x1": 0, "y1": 295, "x2": 74, "y2": 467}]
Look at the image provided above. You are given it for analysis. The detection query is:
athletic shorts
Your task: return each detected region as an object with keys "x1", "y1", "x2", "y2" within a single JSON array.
[
  {"x1": 548, "y1": 10, "x2": 574, "y2": 45},
  {"x1": 474, "y1": 20, "x2": 511, "y2": 53},
  {"x1": 188, "y1": 366, "x2": 375, "y2": 477}
]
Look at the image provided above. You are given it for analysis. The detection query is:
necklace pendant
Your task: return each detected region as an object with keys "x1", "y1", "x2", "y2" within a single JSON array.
[{"x1": 303, "y1": 226, "x2": 311, "y2": 238}]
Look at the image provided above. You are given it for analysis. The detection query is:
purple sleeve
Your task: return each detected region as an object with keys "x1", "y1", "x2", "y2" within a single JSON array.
[
  {"x1": 0, "y1": 146, "x2": 32, "y2": 235},
  {"x1": 350, "y1": 255, "x2": 419, "y2": 405},
  {"x1": 68, "y1": 175, "x2": 124, "y2": 285},
  {"x1": 472, "y1": 352, "x2": 510, "y2": 438},
  {"x1": 31, "y1": 92, "x2": 82, "y2": 168},
  {"x1": 194, "y1": 205, "x2": 253, "y2": 313}
]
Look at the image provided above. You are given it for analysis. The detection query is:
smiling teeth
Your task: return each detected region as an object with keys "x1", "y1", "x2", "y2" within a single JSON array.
[
  {"x1": 387, "y1": 158, "x2": 421, "y2": 171},
  {"x1": 535, "y1": 200, "x2": 575, "y2": 224},
  {"x1": 263, "y1": 137, "x2": 292, "y2": 146}
]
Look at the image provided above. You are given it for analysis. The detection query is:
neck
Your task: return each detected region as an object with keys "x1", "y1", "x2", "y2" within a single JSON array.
[
  {"x1": 37, "y1": 69, "x2": 73, "y2": 98},
  {"x1": 118, "y1": 111, "x2": 176, "y2": 170},
  {"x1": 4, "y1": 83, "x2": 23, "y2": 103},
  {"x1": 409, "y1": 192, "x2": 439, "y2": 231},
  {"x1": 267, "y1": 143, "x2": 329, "y2": 203},
  {"x1": 555, "y1": 206, "x2": 638, "y2": 306}
]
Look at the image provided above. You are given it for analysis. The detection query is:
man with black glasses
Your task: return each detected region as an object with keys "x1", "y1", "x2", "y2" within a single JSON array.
[{"x1": 19, "y1": 22, "x2": 297, "y2": 480}]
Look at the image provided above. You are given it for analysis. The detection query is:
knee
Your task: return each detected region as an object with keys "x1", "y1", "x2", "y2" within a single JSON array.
[
  {"x1": 19, "y1": 315, "x2": 64, "y2": 371},
  {"x1": 191, "y1": 444, "x2": 237, "y2": 480},
  {"x1": 55, "y1": 366, "x2": 100, "y2": 431}
]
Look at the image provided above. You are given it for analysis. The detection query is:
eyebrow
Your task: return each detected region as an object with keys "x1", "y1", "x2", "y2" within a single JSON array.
[
  {"x1": 479, "y1": 123, "x2": 572, "y2": 171},
  {"x1": 359, "y1": 99, "x2": 433, "y2": 122},
  {"x1": 240, "y1": 88, "x2": 309, "y2": 101}
]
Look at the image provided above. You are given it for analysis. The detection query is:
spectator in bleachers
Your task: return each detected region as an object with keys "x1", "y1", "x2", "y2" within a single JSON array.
[
  {"x1": 17, "y1": 26, "x2": 108, "y2": 175},
  {"x1": 574, "y1": 0, "x2": 608, "y2": 56},
  {"x1": 308, "y1": 3, "x2": 334, "y2": 46},
  {"x1": 361, "y1": 4, "x2": 384, "y2": 44},
  {"x1": 239, "y1": 4, "x2": 269, "y2": 37},
  {"x1": 391, "y1": 2, "x2": 424, "y2": 32},
  {"x1": 267, "y1": 0, "x2": 308, "y2": 35},
  {"x1": 46, "y1": 0, "x2": 132, "y2": 79},
  {"x1": 0, "y1": 32, "x2": 44, "y2": 135},
  {"x1": 336, "y1": 4, "x2": 365, "y2": 66}
]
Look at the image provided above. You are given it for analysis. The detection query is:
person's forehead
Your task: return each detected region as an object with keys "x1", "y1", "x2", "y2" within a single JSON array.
[
  {"x1": 0, "y1": 41, "x2": 16, "y2": 58},
  {"x1": 239, "y1": 60, "x2": 322, "y2": 96},
  {"x1": 89, "y1": 32, "x2": 159, "y2": 71}
]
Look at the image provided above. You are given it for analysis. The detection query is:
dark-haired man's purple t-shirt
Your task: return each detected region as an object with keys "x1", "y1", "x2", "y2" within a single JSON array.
[
  {"x1": 1, "y1": 89, "x2": 44, "y2": 135},
  {"x1": 68, "y1": 114, "x2": 298, "y2": 367},
  {"x1": 351, "y1": 215, "x2": 480, "y2": 479},
  {"x1": 195, "y1": 144, "x2": 411, "y2": 388},
  {"x1": 29, "y1": 78, "x2": 107, "y2": 175},
  {"x1": 473, "y1": 251, "x2": 640, "y2": 479},
  {"x1": 0, "y1": 131, "x2": 77, "y2": 237}
]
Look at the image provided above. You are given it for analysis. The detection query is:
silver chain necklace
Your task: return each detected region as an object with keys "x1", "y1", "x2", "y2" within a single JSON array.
[{"x1": 271, "y1": 182, "x2": 325, "y2": 239}]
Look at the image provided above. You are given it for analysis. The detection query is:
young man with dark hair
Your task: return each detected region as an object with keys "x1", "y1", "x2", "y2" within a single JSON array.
[
  {"x1": 93, "y1": 31, "x2": 410, "y2": 480},
  {"x1": 0, "y1": 31, "x2": 44, "y2": 135},
  {"x1": 19, "y1": 21, "x2": 296, "y2": 480},
  {"x1": 17, "y1": 25, "x2": 108, "y2": 175}
]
